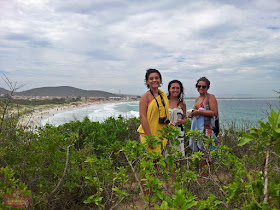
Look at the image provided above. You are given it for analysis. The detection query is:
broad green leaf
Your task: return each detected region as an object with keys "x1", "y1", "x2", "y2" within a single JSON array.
[
  {"x1": 261, "y1": 202, "x2": 269, "y2": 210},
  {"x1": 157, "y1": 201, "x2": 169, "y2": 209},
  {"x1": 275, "y1": 128, "x2": 280, "y2": 133},
  {"x1": 112, "y1": 187, "x2": 119, "y2": 192},
  {"x1": 269, "y1": 109, "x2": 279, "y2": 127},
  {"x1": 264, "y1": 122, "x2": 272, "y2": 130},
  {"x1": 272, "y1": 131, "x2": 280, "y2": 139},
  {"x1": 275, "y1": 144, "x2": 280, "y2": 155},
  {"x1": 242, "y1": 134, "x2": 254, "y2": 139},
  {"x1": 83, "y1": 195, "x2": 94, "y2": 204},
  {"x1": 185, "y1": 200, "x2": 198, "y2": 209},
  {"x1": 214, "y1": 200, "x2": 223, "y2": 205},
  {"x1": 238, "y1": 138, "x2": 252, "y2": 146},
  {"x1": 250, "y1": 132, "x2": 259, "y2": 138},
  {"x1": 259, "y1": 120, "x2": 265, "y2": 128},
  {"x1": 261, "y1": 131, "x2": 269, "y2": 137},
  {"x1": 156, "y1": 191, "x2": 164, "y2": 200}
]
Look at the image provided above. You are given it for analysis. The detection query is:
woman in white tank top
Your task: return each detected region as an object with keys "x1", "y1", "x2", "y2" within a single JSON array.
[{"x1": 167, "y1": 80, "x2": 187, "y2": 157}]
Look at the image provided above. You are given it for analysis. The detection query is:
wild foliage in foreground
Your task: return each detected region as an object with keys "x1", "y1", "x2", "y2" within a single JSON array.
[{"x1": 0, "y1": 97, "x2": 280, "y2": 209}]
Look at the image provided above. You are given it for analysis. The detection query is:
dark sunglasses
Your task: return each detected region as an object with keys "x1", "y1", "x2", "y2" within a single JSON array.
[{"x1": 196, "y1": 85, "x2": 207, "y2": 89}]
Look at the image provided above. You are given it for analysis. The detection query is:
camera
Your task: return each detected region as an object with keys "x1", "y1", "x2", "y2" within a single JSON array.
[{"x1": 159, "y1": 117, "x2": 170, "y2": 124}]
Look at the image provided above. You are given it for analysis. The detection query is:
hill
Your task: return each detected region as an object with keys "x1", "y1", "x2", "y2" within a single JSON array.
[
  {"x1": 0, "y1": 87, "x2": 10, "y2": 95},
  {"x1": 3, "y1": 86, "x2": 120, "y2": 97}
]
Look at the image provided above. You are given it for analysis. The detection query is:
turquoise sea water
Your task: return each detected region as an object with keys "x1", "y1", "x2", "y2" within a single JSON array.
[
  {"x1": 186, "y1": 99, "x2": 279, "y2": 129},
  {"x1": 42, "y1": 99, "x2": 279, "y2": 129}
]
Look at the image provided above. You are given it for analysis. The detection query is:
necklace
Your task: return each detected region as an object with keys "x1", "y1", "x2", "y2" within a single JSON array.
[
  {"x1": 197, "y1": 95, "x2": 206, "y2": 106},
  {"x1": 200, "y1": 95, "x2": 205, "y2": 101}
]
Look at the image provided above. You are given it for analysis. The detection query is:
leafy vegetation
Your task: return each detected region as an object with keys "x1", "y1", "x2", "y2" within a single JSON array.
[{"x1": 0, "y1": 82, "x2": 279, "y2": 209}]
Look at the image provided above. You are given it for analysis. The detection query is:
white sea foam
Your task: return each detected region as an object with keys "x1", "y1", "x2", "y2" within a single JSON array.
[
  {"x1": 39, "y1": 102, "x2": 138, "y2": 126},
  {"x1": 130, "y1": 110, "x2": 139, "y2": 117}
]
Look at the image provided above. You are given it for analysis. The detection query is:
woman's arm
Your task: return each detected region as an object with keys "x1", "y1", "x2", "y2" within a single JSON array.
[
  {"x1": 176, "y1": 101, "x2": 187, "y2": 125},
  {"x1": 139, "y1": 92, "x2": 151, "y2": 135},
  {"x1": 208, "y1": 94, "x2": 218, "y2": 117},
  {"x1": 191, "y1": 95, "x2": 218, "y2": 117},
  {"x1": 193, "y1": 97, "x2": 199, "y2": 109},
  {"x1": 189, "y1": 97, "x2": 199, "y2": 118}
]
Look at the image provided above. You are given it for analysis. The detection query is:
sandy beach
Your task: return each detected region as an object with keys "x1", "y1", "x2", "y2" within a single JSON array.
[{"x1": 18, "y1": 99, "x2": 135, "y2": 128}]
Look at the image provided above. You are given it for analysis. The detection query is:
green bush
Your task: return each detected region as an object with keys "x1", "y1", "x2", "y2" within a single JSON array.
[{"x1": 0, "y1": 103, "x2": 279, "y2": 209}]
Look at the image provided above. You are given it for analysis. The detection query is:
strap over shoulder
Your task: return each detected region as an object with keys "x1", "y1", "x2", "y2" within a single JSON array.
[{"x1": 205, "y1": 94, "x2": 211, "y2": 110}]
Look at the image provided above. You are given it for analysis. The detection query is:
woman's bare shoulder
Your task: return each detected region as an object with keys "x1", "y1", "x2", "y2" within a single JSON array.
[
  {"x1": 141, "y1": 91, "x2": 149, "y2": 97},
  {"x1": 179, "y1": 101, "x2": 187, "y2": 110},
  {"x1": 140, "y1": 91, "x2": 150, "y2": 102},
  {"x1": 209, "y1": 94, "x2": 217, "y2": 101},
  {"x1": 180, "y1": 101, "x2": 186, "y2": 106}
]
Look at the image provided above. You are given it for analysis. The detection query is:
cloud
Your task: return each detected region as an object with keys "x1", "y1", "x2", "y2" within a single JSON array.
[{"x1": 0, "y1": 0, "x2": 279, "y2": 97}]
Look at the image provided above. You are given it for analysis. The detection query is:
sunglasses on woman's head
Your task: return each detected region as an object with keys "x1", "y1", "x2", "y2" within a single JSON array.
[{"x1": 196, "y1": 85, "x2": 207, "y2": 89}]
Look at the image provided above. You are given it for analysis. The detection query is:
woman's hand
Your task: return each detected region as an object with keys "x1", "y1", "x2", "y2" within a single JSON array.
[
  {"x1": 170, "y1": 122, "x2": 176, "y2": 126},
  {"x1": 175, "y1": 119, "x2": 185, "y2": 126},
  {"x1": 189, "y1": 110, "x2": 200, "y2": 118}
]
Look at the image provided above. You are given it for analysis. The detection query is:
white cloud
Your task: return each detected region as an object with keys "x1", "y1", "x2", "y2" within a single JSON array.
[{"x1": 0, "y1": 0, "x2": 279, "y2": 97}]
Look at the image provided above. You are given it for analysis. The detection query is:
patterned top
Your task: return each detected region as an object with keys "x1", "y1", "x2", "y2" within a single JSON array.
[{"x1": 168, "y1": 106, "x2": 185, "y2": 156}]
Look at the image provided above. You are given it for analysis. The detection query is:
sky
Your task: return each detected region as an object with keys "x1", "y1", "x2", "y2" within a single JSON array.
[{"x1": 0, "y1": 0, "x2": 279, "y2": 98}]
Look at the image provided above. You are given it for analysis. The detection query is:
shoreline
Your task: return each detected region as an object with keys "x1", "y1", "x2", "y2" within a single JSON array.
[{"x1": 18, "y1": 99, "x2": 138, "y2": 128}]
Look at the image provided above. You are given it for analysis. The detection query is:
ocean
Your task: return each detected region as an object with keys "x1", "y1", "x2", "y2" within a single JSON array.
[{"x1": 42, "y1": 99, "x2": 279, "y2": 129}]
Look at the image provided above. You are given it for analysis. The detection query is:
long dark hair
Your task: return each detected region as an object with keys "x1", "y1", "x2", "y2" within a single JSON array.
[{"x1": 167, "y1": 80, "x2": 184, "y2": 102}]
